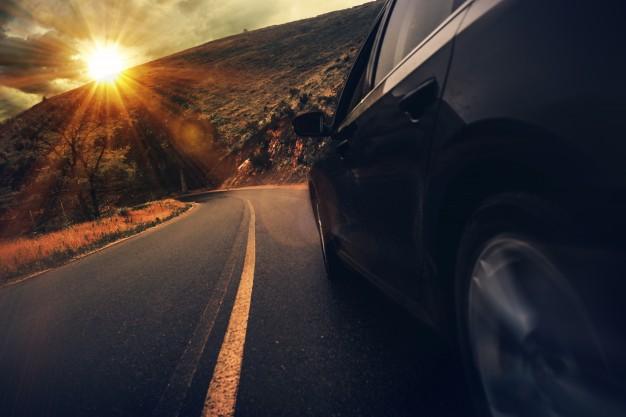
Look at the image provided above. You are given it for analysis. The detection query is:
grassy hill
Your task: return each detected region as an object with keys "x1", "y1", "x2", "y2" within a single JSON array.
[{"x1": 0, "y1": 1, "x2": 383, "y2": 237}]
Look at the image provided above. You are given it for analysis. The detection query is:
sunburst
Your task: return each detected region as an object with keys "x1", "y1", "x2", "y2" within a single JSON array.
[{"x1": 85, "y1": 44, "x2": 128, "y2": 83}]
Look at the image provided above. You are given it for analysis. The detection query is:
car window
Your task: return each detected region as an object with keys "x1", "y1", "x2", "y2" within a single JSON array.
[
  {"x1": 333, "y1": 4, "x2": 389, "y2": 127},
  {"x1": 333, "y1": 42, "x2": 375, "y2": 127},
  {"x1": 347, "y1": 69, "x2": 369, "y2": 113},
  {"x1": 374, "y1": 0, "x2": 454, "y2": 85}
]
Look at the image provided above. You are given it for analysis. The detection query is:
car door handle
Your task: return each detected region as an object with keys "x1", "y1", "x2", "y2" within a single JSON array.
[{"x1": 398, "y1": 78, "x2": 439, "y2": 123}]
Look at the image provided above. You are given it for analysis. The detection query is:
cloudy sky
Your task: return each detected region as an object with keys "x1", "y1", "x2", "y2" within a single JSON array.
[{"x1": 0, "y1": 0, "x2": 371, "y2": 120}]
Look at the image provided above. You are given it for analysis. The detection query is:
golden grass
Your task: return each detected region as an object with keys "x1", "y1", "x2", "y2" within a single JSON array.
[{"x1": 0, "y1": 199, "x2": 191, "y2": 282}]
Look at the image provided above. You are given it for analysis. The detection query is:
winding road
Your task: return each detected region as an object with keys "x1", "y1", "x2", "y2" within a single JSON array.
[{"x1": 0, "y1": 186, "x2": 469, "y2": 417}]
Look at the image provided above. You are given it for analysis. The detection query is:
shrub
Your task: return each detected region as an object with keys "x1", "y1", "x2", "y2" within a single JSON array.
[{"x1": 0, "y1": 199, "x2": 191, "y2": 281}]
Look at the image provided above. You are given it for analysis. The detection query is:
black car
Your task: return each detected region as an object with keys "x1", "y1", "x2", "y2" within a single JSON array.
[{"x1": 293, "y1": 0, "x2": 626, "y2": 416}]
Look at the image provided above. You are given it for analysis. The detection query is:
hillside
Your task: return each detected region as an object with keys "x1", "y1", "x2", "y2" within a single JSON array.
[{"x1": 0, "y1": 1, "x2": 383, "y2": 237}]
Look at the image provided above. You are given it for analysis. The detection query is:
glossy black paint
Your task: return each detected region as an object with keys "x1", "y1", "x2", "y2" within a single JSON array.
[{"x1": 300, "y1": 0, "x2": 626, "y2": 336}]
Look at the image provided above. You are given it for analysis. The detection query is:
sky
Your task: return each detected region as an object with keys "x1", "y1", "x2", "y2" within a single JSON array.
[{"x1": 0, "y1": 0, "x2": 371, "y2": 121}]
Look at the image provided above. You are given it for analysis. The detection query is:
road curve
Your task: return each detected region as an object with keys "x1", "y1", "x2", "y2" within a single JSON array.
[{"x1": 0, "y1": 186, "x2": 470, "y2": 417}]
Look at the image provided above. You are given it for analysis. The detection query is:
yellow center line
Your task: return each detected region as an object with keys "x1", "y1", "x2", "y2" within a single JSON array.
[{"x1": 202, "y1": 199, "x2": 256, "y2": 417}]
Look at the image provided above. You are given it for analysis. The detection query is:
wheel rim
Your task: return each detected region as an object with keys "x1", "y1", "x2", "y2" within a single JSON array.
[{"x1": 468, "y1": 236, "x2": 621, "y2": 417}]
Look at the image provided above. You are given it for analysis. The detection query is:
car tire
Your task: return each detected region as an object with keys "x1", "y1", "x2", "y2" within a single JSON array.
[{"x1": 454, "y1": 194, "x2": 622, "y2": 417}]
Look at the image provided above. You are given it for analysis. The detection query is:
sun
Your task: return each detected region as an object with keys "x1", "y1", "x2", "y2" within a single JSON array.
[{"x1": 86, "y1": 45, "x2": 127, "y2": 83}]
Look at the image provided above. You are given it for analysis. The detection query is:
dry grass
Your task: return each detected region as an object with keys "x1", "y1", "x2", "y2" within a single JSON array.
[{"x1": 0, "y1": 199, "x2": 191, "y2": 282}]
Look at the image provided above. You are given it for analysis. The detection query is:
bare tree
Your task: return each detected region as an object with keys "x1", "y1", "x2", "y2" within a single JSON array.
[{"x1": 37, "y1": 116, "x2": 135, "y2": 220}]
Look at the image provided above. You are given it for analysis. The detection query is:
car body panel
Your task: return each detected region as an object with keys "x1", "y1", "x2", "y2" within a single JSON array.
[{"x1": 309, "y1": 0, "x2": 626, "y2": 330}]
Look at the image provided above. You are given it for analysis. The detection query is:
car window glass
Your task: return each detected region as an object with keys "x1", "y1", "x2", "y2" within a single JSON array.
[
  {"x1": 344, "y1": 6, "x2": 391, "y2": 115},
  {"x1": 347, "y1": 66, "x2": 369, "y2": 113},
  {"x1": 335, "y1": 4, "x2": 390, "y2": 124},
  {"x1": 375, "y1": 0, "x2": 454, "y2": 85}
]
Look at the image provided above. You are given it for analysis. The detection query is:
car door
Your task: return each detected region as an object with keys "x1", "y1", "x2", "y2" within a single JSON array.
[
  {"x1": 315, "y1": 4, "x2": 390, "y2": 263},
  {"x1": 335, "y1": 0, "x2": 470, "y2": 304}
]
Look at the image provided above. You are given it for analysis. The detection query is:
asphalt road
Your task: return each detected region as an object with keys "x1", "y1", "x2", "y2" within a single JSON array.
[{"x1": 0, "y1": 186, "x2": 470, "y2": 417}]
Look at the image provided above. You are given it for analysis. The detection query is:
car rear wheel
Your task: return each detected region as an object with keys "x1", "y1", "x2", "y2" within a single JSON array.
[{"x1": 455, "y1": 200, "x2": 624, "y2": 417}]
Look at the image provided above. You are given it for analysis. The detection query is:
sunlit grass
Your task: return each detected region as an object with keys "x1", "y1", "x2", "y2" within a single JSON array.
[{"x1": 0, "y1": 199, "x2": 191, "y2": 282}]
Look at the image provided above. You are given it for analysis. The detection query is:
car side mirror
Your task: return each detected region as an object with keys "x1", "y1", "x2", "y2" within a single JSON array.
[{"x1": 292, "y1": 112, "x2": 330, "y2": 137}]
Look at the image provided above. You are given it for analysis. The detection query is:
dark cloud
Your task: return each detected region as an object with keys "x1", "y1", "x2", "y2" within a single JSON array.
[
  {"x1": 0, "y1": 0, "x2": 82, "y2": 99},
  {"x1": 0, "y1": 30, "x2": 79, "y2": 96},
  {"x1": 0, "y1": 0, "x2": 34, "y2": 33},
  {"x1": 0, "y1": 1, "x2": 15, "y2": 23},
  {"x1": 0, "y1": 7, "x2": 11, "y2": 35},
  {"x1": 0, "y1": 31, "x2": 74, "y2": 68},
  {"x1": 0, "y1": 13, "x2": 8, "y2": 31}
]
